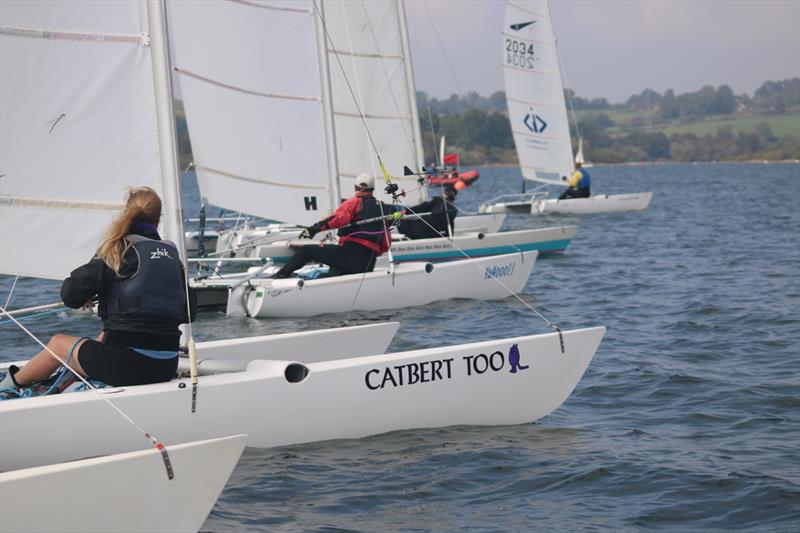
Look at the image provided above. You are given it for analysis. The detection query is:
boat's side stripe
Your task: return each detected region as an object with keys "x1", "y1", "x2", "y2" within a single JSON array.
[{"x1": 388, "y1": 240, "x2": 572, "y2": 262}]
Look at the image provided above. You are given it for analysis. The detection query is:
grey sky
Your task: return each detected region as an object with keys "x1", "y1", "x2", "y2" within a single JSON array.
[{"x1": 405, "y1": 0, "x2": 800, "y2": 103}]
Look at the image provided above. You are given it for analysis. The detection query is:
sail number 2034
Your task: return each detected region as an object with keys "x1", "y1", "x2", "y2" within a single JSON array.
[{"x1": 505, "y1": 38, "x2": 536, "y2": 69}]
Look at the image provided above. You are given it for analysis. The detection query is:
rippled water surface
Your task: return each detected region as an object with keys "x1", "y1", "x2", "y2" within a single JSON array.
[{"x1": 2, "y1": 163, "x2": 798, "y2": 531}]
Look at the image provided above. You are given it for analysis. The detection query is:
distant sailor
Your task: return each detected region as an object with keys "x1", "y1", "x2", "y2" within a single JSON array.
[
  {"x1": 0, "y1": 187, "x2": 193, "y2": 396},
  {"x1": 272, "y1": 173, "x2": 398, "y2": 278},
  {"x1": 559, "y1": 162, "x2": 591, "y2": 200},
  {"x1": 398, "y1": 185, "x2": 459, "y2": 239}
]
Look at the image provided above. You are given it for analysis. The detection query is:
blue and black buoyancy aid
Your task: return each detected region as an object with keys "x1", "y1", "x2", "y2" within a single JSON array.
[
  {"x1": 101, "y1": 235, "x2": 186, "y2": 326},
  {"x1": 337, "y1": 196, "x2": 387, "y2": 245},
  {"x1": 576, "y1": 168, "x2": 591, "y2": 189}
]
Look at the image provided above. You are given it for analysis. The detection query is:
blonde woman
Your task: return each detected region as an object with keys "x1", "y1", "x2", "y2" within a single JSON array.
[{"x1": 1, "y1": 187, "x2": 189, "y2": 392}]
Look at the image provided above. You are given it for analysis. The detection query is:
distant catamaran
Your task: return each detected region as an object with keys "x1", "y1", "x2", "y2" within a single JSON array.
[{"x1": 480, "y1": 0, "x2": 653, "y2": 215}]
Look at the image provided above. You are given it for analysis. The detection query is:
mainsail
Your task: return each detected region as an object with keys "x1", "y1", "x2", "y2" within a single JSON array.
[
  {"x1": 0, "y1": 0, "x2": 180, "y2": 280},
  {"x1": 169, "y1": 0, "x2": 336, "y2": 226},
  {"x1": 325, "y1": 0, "x2": 425, "y2": 204},
  {"x1": 503, "y1": 0, "x2": 574, "y2": 185}
]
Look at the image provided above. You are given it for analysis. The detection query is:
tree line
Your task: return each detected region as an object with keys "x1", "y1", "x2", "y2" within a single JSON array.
[
  {"x1": 175, "y1": 79, "x2": 799, "y2": 169},
  {"x1": 416, "y1": 79, "x2": 799, "y2": 165}
]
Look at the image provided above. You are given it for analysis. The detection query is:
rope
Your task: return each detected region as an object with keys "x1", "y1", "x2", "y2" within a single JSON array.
[
  {"x1": 312, "y1": 0, "x2": 383, "y2": 166},
  {"x1": 3, "y1": 276, "x2": 19, "y2": 311},
  {"x1": 420, "y1": 2, "x2": 464, "y2": 96},
  {"x1": 0, "y1": 306, "x2": 177, "y2": 476},
  {"x1": 396, "y1": 201, "x2": 563, "y2": 343},
  {"x1": 358, "y1": 0, "x2": 416, "y2": 163}
]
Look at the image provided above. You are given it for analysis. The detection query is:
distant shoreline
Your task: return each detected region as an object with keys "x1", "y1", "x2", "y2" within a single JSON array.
[{"x1": 473, "y1": 159, "x2": 800, "y2": 168}]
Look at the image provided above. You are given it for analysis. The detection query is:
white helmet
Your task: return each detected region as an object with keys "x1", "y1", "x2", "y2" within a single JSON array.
[{"x1": 355, "y1": 173, "x2": 374, "y2": 190}]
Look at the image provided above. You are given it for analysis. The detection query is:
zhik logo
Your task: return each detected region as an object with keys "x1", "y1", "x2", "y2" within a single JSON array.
[
  {"x1": 150, "y1": 248, "x2": 173, "y2": 260},
  {"x1": 523, "y1": 109, "x2": 547, "y2": 133},
  {"x1": 510, "y1": 20, "x2": 536, "y2": 31}
]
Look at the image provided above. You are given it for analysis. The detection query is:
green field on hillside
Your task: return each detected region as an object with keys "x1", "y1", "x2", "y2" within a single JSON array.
[
  {"x1": 575, "y1": 109, "x2": 799, "y2": 139},
  {"x1": 645, "y1": 114, "x2": 799, "y2": 138}
]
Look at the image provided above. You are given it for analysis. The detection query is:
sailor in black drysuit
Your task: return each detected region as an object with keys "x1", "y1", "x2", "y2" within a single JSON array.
[
  {"x1": 397, "y1": 185, "x2": 458, "y2": 239},
  {"x1": 272, "y1": 173, "x2": 398, "y2": 278}
]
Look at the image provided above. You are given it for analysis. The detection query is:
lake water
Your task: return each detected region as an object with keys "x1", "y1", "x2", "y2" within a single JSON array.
[{"x1": 1, "y1": 163, "x2": 798, "y2": 531}]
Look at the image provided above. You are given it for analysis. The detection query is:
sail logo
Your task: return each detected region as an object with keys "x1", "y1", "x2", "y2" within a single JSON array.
[
  {"x1": 510, "y1": 20, "x2": 536, "y2": 31},
  {"x1": 304, "y1": 196, "x2": 318, "y2": 211},
  {"x1": 149, "y1": 248, "x2": 172, "y2": 260},
  {"x1": 523, "y1": 110, "x2": 547, "y2": 133},
  {"x1": 364, "y1": 344, "x2": 530, "y2": 390}
]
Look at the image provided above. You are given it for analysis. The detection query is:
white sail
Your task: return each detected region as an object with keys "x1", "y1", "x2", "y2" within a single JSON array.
[
  {"x1": 0, "y1": 0, "x2": 168, "y2": 280},
  {"x1": 503, "y1": 0, "x2": 574, "y2": 185},
  {"x1": 575, "y1": 137, "x2": 585, "y2": 165},
  {"x1": 325, "y1": 0, "x2": 425, "y2": 204},
  {"x1": 168, "y1": 0, "x2": 335, "y2": 226}
]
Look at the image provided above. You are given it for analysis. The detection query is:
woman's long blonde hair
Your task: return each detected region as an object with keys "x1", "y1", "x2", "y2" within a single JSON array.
[{"x1": 96, "y1": 187, "x2": 162, "y2": 274}]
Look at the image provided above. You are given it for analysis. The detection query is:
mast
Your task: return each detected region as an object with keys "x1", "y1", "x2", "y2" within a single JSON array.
[
  {"x1": 315, "y1": 0, "x2": 342, "y2": 208},
  {"x1": 146, "y1": 0, "x2": 186, "y2": 257},
  {"x1": 546, "y1": 0, "x2": 574, "y2": 172},
  {"x1": 397, "y1": 0, "x2": 425, "y2": 173}
]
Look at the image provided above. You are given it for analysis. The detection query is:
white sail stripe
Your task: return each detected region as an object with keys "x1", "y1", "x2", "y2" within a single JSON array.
[
  {"x1": 329, "y1": 48, "x2": 403, "y2": 60},
  {"x1": 502, "y1": 63, "x2": 558, "y2": 76},
  {"x1": 0, "y1": 195, "x2": 123, "y2": 211},
  {"x1": 0, "y1": 26, "x2": 143, "y2": 44},
  {"x1": 506, "y1": 1, "x2": 545, "y2": 17},
  {"x1": 512, "y1": 130, "x2": 570, "y2": 142},
  {"x1": 197, "y1": 165, "x2": 327, "y2": 191},
  {"x1": 227, "y1": 0, "x2": 312, "y2": 13},
  {"x1": 507, "y1": 96, "x2": 562, "y2": 107},
  {"x1": 174, "y1": 67, "x2": 320, "y2": 102},
  {"x1": 334, "y1": 110, "x2": 412, "y2": 120}
]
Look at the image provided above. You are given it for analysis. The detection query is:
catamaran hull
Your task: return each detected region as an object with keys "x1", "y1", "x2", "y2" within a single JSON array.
[
  {"x1": 0, "y1": 435, "x2": 246, "y2": 533},
  {"x1": 242, "y1": 252, "x2": 537, "y2": 318},
  {"x1": 0, "y1": 327, "x2": 605, "y2": 471},
  {"x1": 534, "y1": 192, "x2": 653, "y2": 214},
  {"x1": 481, "y1": 193, "x2": 653, "y2": 215},
  {"x1": 186, "y1": 213, "x2": 506, "y2": 254},
  {"x1": 243, "y1": 227, "x2": 574, "y2": 264},
  {"x1": 0, "y1": 323, "x2": 400, "y2": 371},
  {"x1": 453, "y1": 213, "x2": 505, "y2": 233}
]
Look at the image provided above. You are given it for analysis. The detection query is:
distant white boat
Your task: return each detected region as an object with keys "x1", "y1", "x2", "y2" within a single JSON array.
[{"x1": 480, "y1": 0, "x2": 652, "y2": 216}]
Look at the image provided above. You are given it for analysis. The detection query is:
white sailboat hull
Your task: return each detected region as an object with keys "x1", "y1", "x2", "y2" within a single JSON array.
[
  {"x1": 534, "y1": 192, "x2": 653, "y2": 214},
  {"x1": 242, "y1": 252, "x2": 537, "y2": 318},
  {"x1": 1, "y1": 323, "x2": 400, "y2": 372},
  {"x1": 241, "y1": 227, "x2": 575, "y2": 263},
  {"x1": 0, "y1": 435, "x2": 246, "y2": 533},
  {"x1": 0, "y1": 327, "x2": 605, "y2": 472},
  {"x1": 200, "y1": 213, "x2": 506, "y2": 253},
  {"x1": 481, "y1": 192, "x2": 653, "y2": 215}
]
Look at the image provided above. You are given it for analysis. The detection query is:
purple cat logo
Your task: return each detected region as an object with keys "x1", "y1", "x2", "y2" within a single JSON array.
[{"x1": 508, "y1": 343, "x2": 529, "y2": 373}]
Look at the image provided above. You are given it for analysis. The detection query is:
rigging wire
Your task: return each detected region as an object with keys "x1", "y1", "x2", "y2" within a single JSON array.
[
  {"x1": 406, "y1": 2, "x2": 445, "y2": 167},
  {"x1": 0, "y1": 306, "x2": 176, "y2": 475},
  {"x1": 311, "y1": 0, "x2": 562, "y2": 337},
  {"x1": 358, "y1": 0, "x2": 416, "y2": 163},
  {"x1": 420, "y1": 1, "x2": 464, "y2": 96}
]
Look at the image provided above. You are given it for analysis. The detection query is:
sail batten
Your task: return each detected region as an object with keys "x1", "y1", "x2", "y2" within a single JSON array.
[
  {"x1": 169, "y1": 0, "x2": 333, "y2": 225},
  {"x1": 327, "y1": 0, "x2": 424, "y2": 203},
  {"x1": 503, "y1": 0, "x2": 574, "y2": 184},
  {"x1": 174, "y1": 68, "x2": 321, "y2": 102}
]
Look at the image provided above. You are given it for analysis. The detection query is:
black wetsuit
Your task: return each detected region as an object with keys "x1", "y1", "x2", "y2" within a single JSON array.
[
  {"x1": 61, "y1": 225, "x2": 193, "y2": 386},
  {"x1": 397, "y1": 196, "x2": 458, "y2": 239}
]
